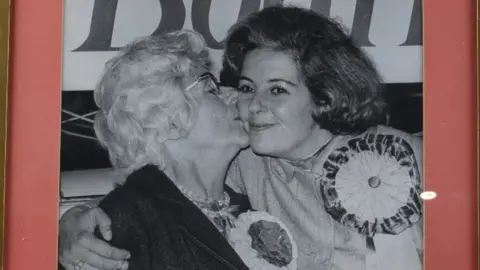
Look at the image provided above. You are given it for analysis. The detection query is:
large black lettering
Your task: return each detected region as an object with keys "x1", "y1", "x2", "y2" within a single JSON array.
[
  {"x1": 191, "y1": 0, "x2": 222, "y2": 49},
  {"x1": 75, "y1": 0, "x2": 185, "y2": 51},
  {"x1": 74, "y1": 0, "x2": 119, "y2": 51},
  {"x1": 400, "y1": 0, "x2": 422, "y2": 46},
  {"x1": 150, "y1": 0, "x2": 186, "y2": 36},
  {"x1": 263, "y1": 0, "x2": 283, "y2": 8},
  {"x1": 237, "y1": 0, "x2": 262, "y2": 22},
  {"x1": 310, "y1": 0, "x2": 331, "y2": 16},
  {"x1": 191, "y1": 0, "x2": 260, "y2": 49},
  {"x1": 350, "y1": 0, "x2": 375, "y2": 47}
]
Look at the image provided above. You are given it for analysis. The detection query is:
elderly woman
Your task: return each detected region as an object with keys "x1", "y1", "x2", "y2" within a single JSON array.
[
  {"x1": 59, "y1": 6, "x2": 423, "y2": 270},
  {"x1": 59, "y1": 30, "x2": 251, "y2": 270}
]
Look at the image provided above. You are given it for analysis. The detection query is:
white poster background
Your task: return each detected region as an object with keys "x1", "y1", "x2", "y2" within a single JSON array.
[{"x1": 62, "y1": 0, "x2": 422, "y2": 91}]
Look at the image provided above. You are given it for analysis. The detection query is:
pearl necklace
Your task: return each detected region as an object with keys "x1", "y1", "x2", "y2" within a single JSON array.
[{"x1": 177, "y1": 185, "x2": 236, "y2": 237}]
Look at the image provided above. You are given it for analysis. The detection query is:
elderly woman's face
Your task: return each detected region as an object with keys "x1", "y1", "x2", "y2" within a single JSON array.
[
  {"x1": 236, "y1": 48, "x2": 318, "y2": 159},
  {"x1": 187, "y1": 73, "x2": 248, "y2": 149}
]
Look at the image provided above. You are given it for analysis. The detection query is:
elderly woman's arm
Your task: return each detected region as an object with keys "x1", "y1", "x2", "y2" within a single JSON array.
[{"x1": 58, "y1": 199, "x2": 130, "y2": 270}]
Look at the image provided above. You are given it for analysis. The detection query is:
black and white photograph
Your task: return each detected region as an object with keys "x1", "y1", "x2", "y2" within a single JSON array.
[{"x1": 58, "y1": 1, "x2": 423, "y2": 269}]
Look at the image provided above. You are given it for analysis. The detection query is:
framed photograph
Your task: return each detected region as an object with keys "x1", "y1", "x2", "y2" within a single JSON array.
[
  {"x1": 4, "y1": 0, "x2": 478, "y2": 269},
  {"x1": 0, "y1": 0, "x2": 11, "y2": 266}
]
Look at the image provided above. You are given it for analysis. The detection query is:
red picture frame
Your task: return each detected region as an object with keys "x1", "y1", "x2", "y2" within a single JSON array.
[{"x1": 3, "y1": 0, "x2": 478, "y2": 269}]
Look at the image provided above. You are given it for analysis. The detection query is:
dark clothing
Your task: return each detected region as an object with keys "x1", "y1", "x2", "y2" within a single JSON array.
[{"x1": 96, "y1": 165, "x2": 250, "y2": 270}]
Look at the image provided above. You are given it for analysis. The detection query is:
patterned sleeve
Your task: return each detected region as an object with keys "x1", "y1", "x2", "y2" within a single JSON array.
[
  {"x1": 404, "y1": 133, "x2": 424, "y2": 254},
  {"x1": 378, "y1": 126, "x2": 424, "y2": 254}
]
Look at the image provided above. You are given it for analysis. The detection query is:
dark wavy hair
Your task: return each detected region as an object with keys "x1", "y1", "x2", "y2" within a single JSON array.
[{"x1": 220, "y1": 6, "x2": 389, "y2": 135}]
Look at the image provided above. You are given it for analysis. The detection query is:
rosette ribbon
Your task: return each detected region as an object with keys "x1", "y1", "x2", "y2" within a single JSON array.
[{"x1": 320, "y1": 133, "x2": 423, "y2": 270}]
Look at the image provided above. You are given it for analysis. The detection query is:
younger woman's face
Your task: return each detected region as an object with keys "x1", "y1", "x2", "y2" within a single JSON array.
[{"x1": 236, "y1": 48, "x2": 320, "y2": 160}]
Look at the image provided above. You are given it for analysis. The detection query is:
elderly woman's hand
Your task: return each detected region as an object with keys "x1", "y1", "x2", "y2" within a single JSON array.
[{"x1": 58, "y1": 206, "x2": 130, "y2": 270}]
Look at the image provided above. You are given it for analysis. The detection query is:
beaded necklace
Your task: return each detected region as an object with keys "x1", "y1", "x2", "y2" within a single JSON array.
[{"x1": 177, "y1": 185, "x2": 236, "y2": 237}]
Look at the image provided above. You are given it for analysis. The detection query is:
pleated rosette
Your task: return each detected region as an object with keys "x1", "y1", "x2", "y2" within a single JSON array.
[
  {"x1": 227, "y1": 210, "x2": 298, "y2": 270},
  {"x1": 320, "y1": 133, "x2": 422, "y2": 237}
]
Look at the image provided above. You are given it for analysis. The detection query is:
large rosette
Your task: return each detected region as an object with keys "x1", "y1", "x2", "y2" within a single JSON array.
[{"x1": 320, "y1": 133, "x2": 422, "y2": 237}]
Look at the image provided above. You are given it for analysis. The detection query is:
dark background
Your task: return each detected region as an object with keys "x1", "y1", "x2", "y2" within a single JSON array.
[{"x1": 60, "y1": 83, "x2": 423, "y2": 172}]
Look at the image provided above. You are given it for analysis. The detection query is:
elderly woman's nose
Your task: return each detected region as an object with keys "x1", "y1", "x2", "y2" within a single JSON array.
[{"x1": 222, "y1": 88, "x2": 238, "y2": 104}]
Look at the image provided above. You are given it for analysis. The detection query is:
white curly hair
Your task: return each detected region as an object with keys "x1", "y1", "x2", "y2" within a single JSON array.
[{"x1": 93, "y1": 30, "x2": 212, "y2": 177}]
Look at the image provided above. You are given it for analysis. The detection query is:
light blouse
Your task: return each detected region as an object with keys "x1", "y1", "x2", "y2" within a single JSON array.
[{"x1": 226, "y1": 125, "x2": 423, "y2": 270}]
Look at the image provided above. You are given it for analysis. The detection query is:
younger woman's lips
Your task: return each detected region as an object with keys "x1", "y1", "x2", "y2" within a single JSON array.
[{"x1": 249, "y1": 123, "x2": 275, "y2": 131}]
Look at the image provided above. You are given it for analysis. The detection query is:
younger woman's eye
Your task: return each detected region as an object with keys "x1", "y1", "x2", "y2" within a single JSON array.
[
  {"x1": 237, "y1": 85, "x2": 254, "y2": 93},
  {"x1": 270, "y1": 85, "x2": 289, "y2": 95}
]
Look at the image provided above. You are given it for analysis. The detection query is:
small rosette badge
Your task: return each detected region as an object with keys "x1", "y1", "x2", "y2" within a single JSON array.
[{"x1": 228, "y1": 211, "x2": 298, "y2": 270}]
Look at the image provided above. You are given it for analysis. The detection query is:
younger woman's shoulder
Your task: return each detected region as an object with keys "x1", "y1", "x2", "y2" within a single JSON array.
[
  {"x1": 335, "y1": 125, "x2": 423, "y2": 157},
  {"x1": 364, "y1": 125, "x2": 422, "y2": 147},
  {"x1": 370, "y1": 125, "x2": 421, "y2": 137}
]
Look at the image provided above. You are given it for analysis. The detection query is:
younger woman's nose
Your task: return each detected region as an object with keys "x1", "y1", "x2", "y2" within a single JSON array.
[{"x1": 248, "y1": 92, "x2": 267, "y2": 114}]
